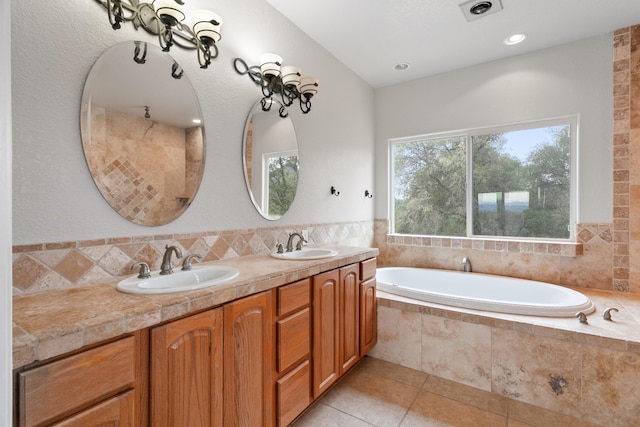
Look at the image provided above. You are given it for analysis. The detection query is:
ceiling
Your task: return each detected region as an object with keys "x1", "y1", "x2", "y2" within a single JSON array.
[{"x1": 265, "y1": 0, "x2": 640, "y2": 88}]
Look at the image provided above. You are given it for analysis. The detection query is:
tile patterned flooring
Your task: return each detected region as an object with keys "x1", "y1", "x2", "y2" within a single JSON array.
[{"x1": 292, "y1": 357, "x2": 600, "y2": 427}]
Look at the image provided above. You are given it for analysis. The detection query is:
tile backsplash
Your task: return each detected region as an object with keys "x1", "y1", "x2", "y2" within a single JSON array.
[
  {"x1": 13, "y1": 219, "x2": 617, "y2": 296},
  {"x1": 12, "y1": 221, "x2": 375, "y2": 295}
]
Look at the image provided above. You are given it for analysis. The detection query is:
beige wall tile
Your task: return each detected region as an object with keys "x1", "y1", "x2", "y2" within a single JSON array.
[
  {"x1": 580, "y1": 346, "x2": 640, "y2": 426},
  {"x1": 491, "y1": 329, "x2": 582, "y2": 419},
  {"x1": 368, "y1": 305, "x2": 422, "y2": 370},
  {"x1": 421, "y1": 314, "x2": 492, "y2": 391}
]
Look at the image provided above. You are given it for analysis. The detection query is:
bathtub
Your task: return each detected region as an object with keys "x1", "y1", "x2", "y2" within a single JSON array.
[{"x1": 376, "y1": 267, "x2": 595, "y2": 317}]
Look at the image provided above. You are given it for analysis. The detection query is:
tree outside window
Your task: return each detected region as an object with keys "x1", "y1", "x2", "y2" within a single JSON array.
[{"x1": 391, "y1": 119, "x2": 573, "y2": 240}]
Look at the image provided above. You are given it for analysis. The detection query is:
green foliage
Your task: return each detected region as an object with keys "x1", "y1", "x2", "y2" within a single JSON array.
[
  {"x1": 268, "y1": 156, "x2": 298, "y2": 217},
  {"x1": 392, "y1": 125, "x2": 571, "y2": 239}
]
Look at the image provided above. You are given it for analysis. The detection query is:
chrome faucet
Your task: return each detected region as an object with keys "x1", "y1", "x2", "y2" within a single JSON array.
[
  {"x1": 160, "y1": 245, "x2": 183, "y2": 275},
  {"x1": 461, "y1": 257, "x2": 471, "y2": 272},
  {"x1": 286, "y1": 232, "x2": 307, "y2": 252}
]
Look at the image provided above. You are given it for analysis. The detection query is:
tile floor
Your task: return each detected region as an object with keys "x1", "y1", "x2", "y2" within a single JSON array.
[{"x1": 292, "y1": 357, "x2": 601, "y2": 427}]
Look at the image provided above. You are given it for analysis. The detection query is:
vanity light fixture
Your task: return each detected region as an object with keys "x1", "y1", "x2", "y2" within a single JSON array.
[
  {"x1": 96, "y1": 0, "x2": 223, "y2": 69},
  {"x1": 233, "y1": 55, "x2": 319, "y2": 115}
]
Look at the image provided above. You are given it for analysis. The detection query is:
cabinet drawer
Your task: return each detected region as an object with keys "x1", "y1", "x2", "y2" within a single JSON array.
[
  {"x1": 19, "y1": 336, "x2": 136, "y2": 427},
  {"x1": 277, "y1": 278, "x2": 310, "y2": 316},
  {"x1": 360, "y1": 258, "x2": 377, "y2": 282},
  {"x1": 53, "y1": 390, "x2": 134, "y2": 427},
  {"x1": 276, "y1": 360, "x2": 311, "y2": 427},
  {"x1": 277, "y1": 307, "x2": 310, "y2": 373}
]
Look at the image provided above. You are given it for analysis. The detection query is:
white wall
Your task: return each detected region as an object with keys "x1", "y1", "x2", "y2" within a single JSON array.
[
  {"x1": 1, "y1": 0, "x2": 12, "y2": 423},
  {"x1": 374, "y1": 35, "x2": 613, "y2": 224},
  {"x1": 11, "y1": 0, "x2": 375, "y2": 245}
]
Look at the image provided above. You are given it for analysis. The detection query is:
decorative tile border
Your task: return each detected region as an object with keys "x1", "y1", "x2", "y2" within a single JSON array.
[
  {"x1": 379, "y1": 222, "x2": 617, "y2": 258},
  {"x1": 384, "y1": 234, "x2": 584, "y2": 257},
  {"x1": 12, "y1": 221, "x2": 374, "y2": 295}
]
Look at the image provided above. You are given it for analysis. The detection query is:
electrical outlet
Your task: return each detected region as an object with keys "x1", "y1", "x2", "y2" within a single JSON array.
[{"x1": 302, "y1": 229, "x2": 309, "y2": 241}]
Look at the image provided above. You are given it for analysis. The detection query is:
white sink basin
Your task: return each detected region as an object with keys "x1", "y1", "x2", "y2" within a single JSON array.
[
  {"x1": 117, "y1": 265, "x2": 239, "y2": 294},
  {"x1": 271, "y1": 248, "x2": 338, "y2": 260}
]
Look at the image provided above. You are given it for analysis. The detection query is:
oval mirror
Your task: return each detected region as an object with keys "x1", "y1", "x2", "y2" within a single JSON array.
[
  {"x1": 80, "y1": 41, "x2": 205, "y2": 226},
  {"x1": 242, "y1": 100, "x2": 299, "y2": 220}
]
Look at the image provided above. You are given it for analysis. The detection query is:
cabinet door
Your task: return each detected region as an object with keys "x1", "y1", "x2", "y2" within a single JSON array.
[
  {"x1": 151, "y1": 308, "x2": 223, "y2": 427},
  {"x1": 224, "y1": 291, "x2": 274, "y2": 427},
  {"x1": 312, "y1": 269, "x2": 340, "y2": 399},
  {"x1": 360, "y1": 277, "x2": 377, "y2": 356},
  {"x1": 339, "y1": 264, "x2": 360, "y2": 375}
]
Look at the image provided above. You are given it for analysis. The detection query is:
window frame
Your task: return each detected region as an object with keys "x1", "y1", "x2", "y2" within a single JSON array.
[{"x1": 389, "y1": 116, "x2": 578, "y2": 242}]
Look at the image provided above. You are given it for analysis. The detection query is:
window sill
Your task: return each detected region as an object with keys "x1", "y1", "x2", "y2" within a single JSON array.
[{"x1": 385, "y1": 234, "x2": 583, "y2": 257}]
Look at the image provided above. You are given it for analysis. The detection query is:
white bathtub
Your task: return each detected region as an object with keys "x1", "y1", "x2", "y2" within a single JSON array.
[{"x1": 376, "y1": 267, "x2": 595, "y2": 317}]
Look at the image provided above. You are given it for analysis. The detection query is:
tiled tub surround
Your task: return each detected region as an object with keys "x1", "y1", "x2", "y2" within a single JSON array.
[
  {"x1": 374, "y1": 220, "x2": 616, "y2": 292},
  {"x1": 12, "y1": 245, "x2": 378, "y2": 369},
  {"x1": 370, "y1": 290, "x2": 640, "y2": 427},
  {"x1": 12, "y1": 220, "x2": 374, "y2": 296}
]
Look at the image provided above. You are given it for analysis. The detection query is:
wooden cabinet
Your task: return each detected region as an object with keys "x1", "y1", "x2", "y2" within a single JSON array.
[
  {"x1": 274, "y1": 279, "x2": 312, "y2": 427},
  {"x1": 16, "y1": 256, "x2": 376, "y2": 427},
  {"x1": 224, "y1": 291, "x2": 274, "y2": 427},
  {"x1": 312, "y1": 269, "x2": 340, "y2": 399},
  {"x1": 151, "y1": 308, "x2": 223, "y2": 427},
  {"x1": 339, "y1": 264, "x2": 360, "y2": 375},
  {"x1": 360, "y1": 258, "x2": 377, "y2": 356},
  {"x1": 312, "y1": 258, "x2": 377, "y2": 400},
  {"x1": 17, "y1": 334, "x2": 143, "y2": 427}
]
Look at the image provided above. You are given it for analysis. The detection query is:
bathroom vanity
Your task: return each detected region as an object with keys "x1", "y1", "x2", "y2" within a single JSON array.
[{"x1": 13, "y1": 246, "x2": 377, "y2": 427}]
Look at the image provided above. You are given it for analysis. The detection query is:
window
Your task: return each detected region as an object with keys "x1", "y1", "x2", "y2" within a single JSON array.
[{"x1": 390, "y1": 117, "x2": 575, "y2": 240}]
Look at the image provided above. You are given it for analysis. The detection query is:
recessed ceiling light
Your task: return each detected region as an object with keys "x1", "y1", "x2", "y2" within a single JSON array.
[
  {"x1": 504, "y1": 33, "x2": 527, "y2": 45},
  {"x1": 393, "y1": 62, "x2": 410, "y2": 71}
]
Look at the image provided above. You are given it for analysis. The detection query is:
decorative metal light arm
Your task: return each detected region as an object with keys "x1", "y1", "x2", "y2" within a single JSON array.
[
  {"x1": 233, "y1": 57, "x2": 318, "y2": 116},
  {"x1": 95, "y1": 0, "x2": 222, "y2": 69}
]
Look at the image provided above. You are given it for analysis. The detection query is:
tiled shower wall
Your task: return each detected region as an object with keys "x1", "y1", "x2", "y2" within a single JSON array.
[{"x1": 12, "y1": 221, "x2": 374, "y2": 295}]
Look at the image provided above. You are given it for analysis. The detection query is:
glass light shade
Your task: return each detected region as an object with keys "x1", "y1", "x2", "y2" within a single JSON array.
[
  {"x1": 193, "y1": 10, "x2": 223, "y2": 44},
  {"x1": 299, "y1": 77, "x2": 319, "y2": 97},
  {"x1": 260, "y1": 53, "x2": 283, "y2": 78},
  {"x1": 153, "y1": 0, "x2": 185, "y2": 25},
  {"x1": 281, "y1": 66, "x2": 301, "y2": 88}
]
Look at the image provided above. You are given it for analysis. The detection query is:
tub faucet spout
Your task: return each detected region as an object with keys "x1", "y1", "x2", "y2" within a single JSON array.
[{"x1": 461, "y1": 257, "x2": 471, "y2": 272}]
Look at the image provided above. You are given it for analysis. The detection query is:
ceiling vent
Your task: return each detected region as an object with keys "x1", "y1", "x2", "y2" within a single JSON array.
[{"x1": 459, "y1": 0, "x2": 503, "y2": 22}]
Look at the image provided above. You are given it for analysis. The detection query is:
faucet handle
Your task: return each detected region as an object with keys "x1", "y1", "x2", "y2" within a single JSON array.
[
  {"x1": 131, "y1": 262, "x2": 151, "y2": 279},
  {"x1": 603, "y1": 307, "x2": 619, "y2": 321},
  {"x1": 295, "y1": 238, "x2": 307, "y2": 251},
  {"x1": 576, "y1": 311, "x2": 589, "y2": 324},
  {"x1": 275, "y1": 243, "x2": 284, "y2": 254},
  {"x1": 181, "y1": 254, "x2": 202, "y2": 271}
]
